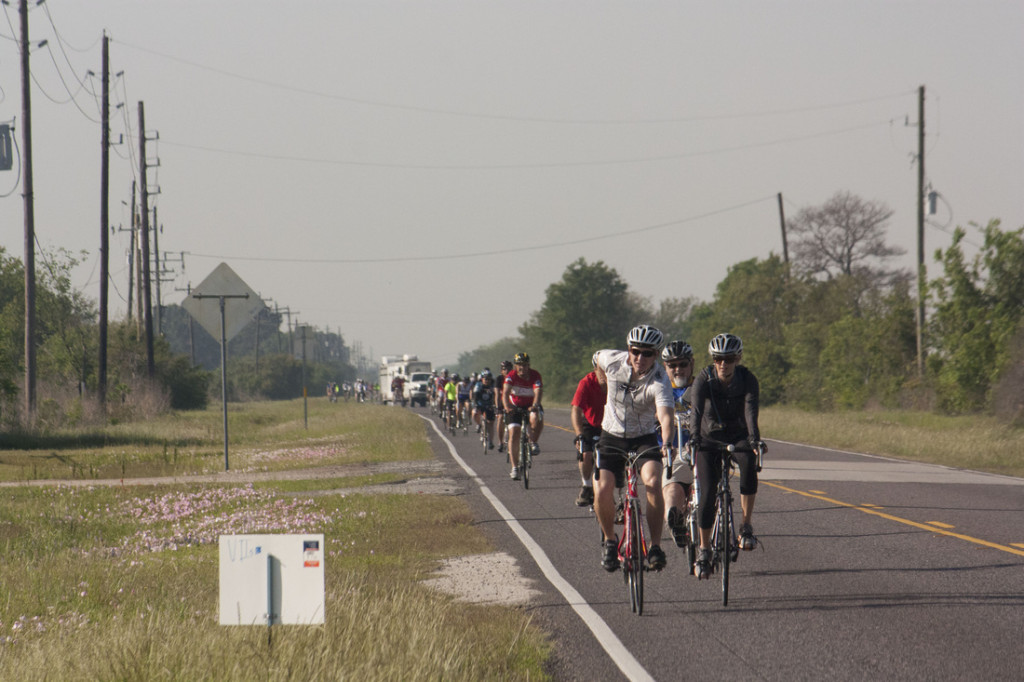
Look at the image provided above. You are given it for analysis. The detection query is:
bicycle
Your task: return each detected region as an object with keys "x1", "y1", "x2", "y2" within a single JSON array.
[
  {"x1": 687, "y1": 441, "x2": 763, "y2": 606},
  {"x1": 595, "y1": 443, "x2": 665, "y2": 615},
  {"x1": 444, "y1": 401, "x2": 458, "y2": 436}
]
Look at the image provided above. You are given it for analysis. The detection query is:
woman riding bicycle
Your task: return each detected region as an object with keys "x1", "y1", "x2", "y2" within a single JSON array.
[
  {"x1": 689, "y1": 332, "x2": 765, "y2": 579},
  {"x1": 593, "y1": 325, "x2": 675, "y2": 573}
]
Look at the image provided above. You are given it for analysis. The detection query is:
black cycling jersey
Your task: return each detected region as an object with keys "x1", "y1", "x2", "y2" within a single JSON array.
[
  {"x1": 688, "y1": 364, "x2": 760, "y2": 446},
  {"x1": 473, "y1": 381, "x2": 496, "y2": 407}
]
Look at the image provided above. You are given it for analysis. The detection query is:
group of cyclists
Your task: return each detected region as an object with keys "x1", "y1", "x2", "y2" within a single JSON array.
[
  {"x1": 576, "y1": 325, "x2": 765, "y2": 579},
  {"x1": 326, "y1": 379, "x2": 372, "y2": 403},
  {"x1": 421, "y1": 323, "x2": 765, "y2": 581},
  {"x1": 426, "y1": 356, "x2": 544, "y2": 482}
]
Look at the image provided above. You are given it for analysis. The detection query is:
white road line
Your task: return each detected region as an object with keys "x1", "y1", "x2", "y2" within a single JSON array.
[{"x1": 420, "y1": 415, "x2": 654, "y2": 682}]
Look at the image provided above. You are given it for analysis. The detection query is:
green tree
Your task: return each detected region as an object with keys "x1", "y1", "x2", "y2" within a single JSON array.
[
  {"x1": 519, "y1": 258, "x2": 641, "y2": 401},
  {"x1": 689, "y1": 255, "x2": 792, "y2": 404},
  {"x1": 929, "y1": 221, "x2": 1024, "y2": 412}
]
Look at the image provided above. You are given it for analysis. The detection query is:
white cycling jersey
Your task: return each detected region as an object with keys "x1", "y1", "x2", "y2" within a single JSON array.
[{"x1": 595, "y1": 349, "x2": 673, "y2": 439}]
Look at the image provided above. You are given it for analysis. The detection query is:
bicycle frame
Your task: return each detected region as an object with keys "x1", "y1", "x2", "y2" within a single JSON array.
[
  {"x1": 595, "y1": 444, "x2": 662, "y2": 615},
  {"x1": 709, "y1": 445, "x2": 738, "y2": 606}
]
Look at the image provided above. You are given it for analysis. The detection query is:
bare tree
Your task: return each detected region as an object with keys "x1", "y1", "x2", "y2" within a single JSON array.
[{"x1": 789, "y1": 191, "x2": 905, "y2": 280}]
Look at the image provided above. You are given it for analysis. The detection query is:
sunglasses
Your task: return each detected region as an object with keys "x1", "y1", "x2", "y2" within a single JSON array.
[
  {"x1": 713, "y1": 355, "x2": 738, "y2": 365},
  {"x1": 666, "y1": 361, "x2": 691, "y2": 369},
  {"x1": 629, "y1": 348, "x2": 655, "y2": 358}
]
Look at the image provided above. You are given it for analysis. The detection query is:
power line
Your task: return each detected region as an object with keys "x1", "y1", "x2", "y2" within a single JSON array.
[
  {"x1": 113, "y1": 38, "x2": 912, "y2": 125},
  {"x1": 186, "y1": 196, "x2": 775, "y2": 265},
  {"x1": 162, "y1": 119, "x2": 895, "y2": 171}
]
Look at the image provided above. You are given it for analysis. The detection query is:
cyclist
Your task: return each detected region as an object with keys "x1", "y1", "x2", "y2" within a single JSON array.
[
  {"x1": 434, "y1": 369, "x2": 449, "y2": 414},
  {"x1": 689, "y1": 332, "x2": 765, "y2": 580},
  {"x1": 472, "y1": 368, "x2": 498, "y2": 448},
  {"x1": 495, "y1": 360, "x2": 513, "y2": 453},
  {"x1": 443, "y1": 373, "x2": 459, "y2": 427},
  {"x1": 391, "y1": 374, "x2": 406, "y2": 405},
  {"x1": 501, "y1": 352, "x2": 543, "y2": 481},
  {"x1": 571, "y1": 353, "x2": 606, "y2": 507},
  {"x1": 593, "y1": 325, "x2": 675, "y2": 572},
  {"x1": 456, "y1": 374, "x2": 472, "y2": 427},
  {"x1": 660, "y1": 341, "x2": 696, "y2": 549}
]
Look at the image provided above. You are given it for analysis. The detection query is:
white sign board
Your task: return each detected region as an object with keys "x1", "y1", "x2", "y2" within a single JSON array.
[
  {"x1": 219, "y1": 534, "x2": 325, "y2": 626},
  {"x1": 182, "y1": 263, "x2": 265, "y2": 342}
]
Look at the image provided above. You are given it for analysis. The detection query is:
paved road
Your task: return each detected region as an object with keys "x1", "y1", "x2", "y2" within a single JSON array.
[{"x1": 419, "y1": 406, "x2": 1024, "y2": 682}]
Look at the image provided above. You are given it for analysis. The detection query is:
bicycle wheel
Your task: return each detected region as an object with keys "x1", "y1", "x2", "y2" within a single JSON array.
[
  {"x1": 521, "y1": 433, "x2": 530, "y2": 490},
  {"x1": 629, "y1": 499, "x2": 644, "y2": 615},
  {"x1": 718, "y1": 495, "x2": 731, "y2": 607},
  {"x1": 685, "y1": 500, "x2": 698, "y2": 576}
]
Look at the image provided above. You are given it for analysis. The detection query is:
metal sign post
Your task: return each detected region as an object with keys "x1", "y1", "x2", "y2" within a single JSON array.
[
  {"x1": 193, "y1": 293, "x2": 249, "y2": 470},
  {"x1": 181, "y1": 263, "x2": 265, "y2": 471}
]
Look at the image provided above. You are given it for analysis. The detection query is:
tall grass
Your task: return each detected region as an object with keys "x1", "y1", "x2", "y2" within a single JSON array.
[
  {"x1": 762, "y1": 405, "x2": 1024, "y2": 478},
  {"x1": 0, "y1": 469, "x2": 550, "y2": 680}
]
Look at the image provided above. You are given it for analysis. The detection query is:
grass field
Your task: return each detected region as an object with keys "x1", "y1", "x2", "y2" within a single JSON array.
[
  {"x1": 762, "y1": 405, "x2": 1024, "y2": 478},
  {"x1": 0, "y1": 399, "x2": 551, "y2": 681}
]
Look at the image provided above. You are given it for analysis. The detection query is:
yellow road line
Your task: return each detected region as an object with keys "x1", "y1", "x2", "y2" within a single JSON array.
[
  {"x1": 763, "y1": 481, "x2": 1024, "y2": 558},
  {"x1": 927, "y1": 521, "x2": 956, "y2": 529}
]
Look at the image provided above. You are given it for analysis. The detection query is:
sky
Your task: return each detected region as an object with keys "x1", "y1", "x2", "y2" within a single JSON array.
[{"x1": 1, "y1": 1, "x2": 1022, "y2": 370}]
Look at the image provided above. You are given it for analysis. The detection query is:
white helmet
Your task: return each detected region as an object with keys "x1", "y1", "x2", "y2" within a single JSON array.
[
  {"x1": 626, "y1": 324, "x2": 664, "y2": 349},
  {"x1": 708, "y1": 333, "x2": 743, "y2": 357}
]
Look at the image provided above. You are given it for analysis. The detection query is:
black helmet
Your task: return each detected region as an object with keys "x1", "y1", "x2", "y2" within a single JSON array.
[
  {"x1": 514, "y1": 352, "x2": 530, "y2": 365},
  {"x1": 662, "y1": 340, "x2": 694, "y2": 362}
]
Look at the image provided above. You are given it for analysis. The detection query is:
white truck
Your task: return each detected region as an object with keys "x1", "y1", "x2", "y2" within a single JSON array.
[{"x1": 379, "y1": 355, "x2": 432, "y2": 406}]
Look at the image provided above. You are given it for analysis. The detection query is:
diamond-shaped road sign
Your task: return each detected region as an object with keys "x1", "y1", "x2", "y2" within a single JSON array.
[{"x1": 181, "y1": 263, "x2": 265, "y2": 342}]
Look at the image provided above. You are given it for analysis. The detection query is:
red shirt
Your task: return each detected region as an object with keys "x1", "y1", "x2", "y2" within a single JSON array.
[
  {"x1": 572, "y1": 371, "x2": 605, "y2": 427},
  {"x1": 505, "y1": 368, "x2": 542, "y2": 408}
]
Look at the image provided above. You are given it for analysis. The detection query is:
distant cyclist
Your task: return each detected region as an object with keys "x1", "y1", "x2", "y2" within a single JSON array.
[
  {"x1": 689, "y1": 333, "x2": 765, "y2": 580},
  {"x1": 593, "y1": 325, "x2": 674, "y2": 572},
  {"x1": 472, "y1": 368, "x2": 498, "y2": 449},
  {"x1": 501, "y1": 352, "x2": 543, "y2": 481},
  {"x1": 660, "y1": 341, "x2": 696, "y2": 550},
  {"x1": 495, "y1": 360, "x2": 513, "y2": 452}
]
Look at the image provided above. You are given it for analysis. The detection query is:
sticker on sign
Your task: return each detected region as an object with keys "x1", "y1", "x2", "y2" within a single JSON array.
[{"x1": 181, "y1": 263, "x2": 265, "y2": 342}]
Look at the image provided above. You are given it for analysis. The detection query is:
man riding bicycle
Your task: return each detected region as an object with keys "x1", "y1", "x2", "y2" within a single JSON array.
[
  {"x1": 472, "y1": 368, "x2": 498, "y2": 449},
  {"x1": 660, "y1": 340, "x2": 696, "y2": 550},
  {"x1": 593, "y1": 325, "x2": 675, "y2": 573},
  {"x1": 689, "y1": 332, "x2": 765, "y2": 579},
  {"x1": 501, "y1": 352, "x2": 543, "y2": 481}
]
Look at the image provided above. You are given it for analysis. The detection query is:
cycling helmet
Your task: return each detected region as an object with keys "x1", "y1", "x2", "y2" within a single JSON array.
[
  {"x1": 441, "y1": 368, "x2": 448, "y2": 376},
  {"x1": 626, "y1": 324, "x2": 664, "y2": 349},
  {"x1": 661, "y1": 340, "x2": 694, "y2": 362},
  {"x1": 514, "y1": 352, "x2": 530, "y2": 365},
  {"x1": 481, "y1": 368, "x2": 492, "y2": 379},
  {"x1": 708, "y1": 333, "x2": 743, "y2": 357},
  {"x1": 500, "y1": 360, "x2": 513, "y2": 371},
  {"x1": 452, "y1": 373, "x2": 460, "y2": 381}
]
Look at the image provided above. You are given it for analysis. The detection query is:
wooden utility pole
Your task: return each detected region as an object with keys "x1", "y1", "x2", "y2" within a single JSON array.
[
  {"x1": 777, "y1": 192, "x2": 789, "y2": 267},
  {"x1": 19, "y1": 0, "x2": 37, "y2": 419},
  {"x1": 153, "y1": 205, "x2": 161, "y2": 336},
  {"x1": 138, "y1": 102, "x2": 155, "y2": 377},
  {"x1": 916, "y1": 85, "x2": 926, "y2": 378},
  {"x1": 98, "y1": 32, "x2": 110, "y2": 405}
]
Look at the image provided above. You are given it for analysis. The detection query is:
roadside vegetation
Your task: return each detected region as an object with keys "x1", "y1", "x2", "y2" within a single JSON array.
[
  {"x1": 762, "y1": 405, "x2": 1024, "y2": 479},
  {"x1": 0, "y1": 400, "x2": 551, "y2": 681}
]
